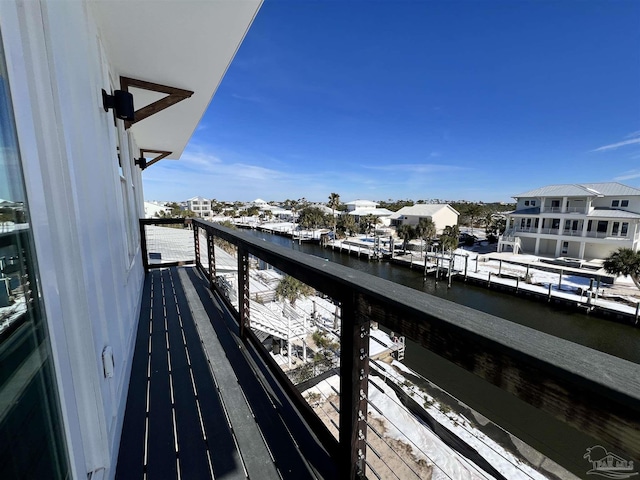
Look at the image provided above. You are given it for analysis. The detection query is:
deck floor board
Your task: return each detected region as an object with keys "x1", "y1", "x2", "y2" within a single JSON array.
[{"x1": 116, "y1": 266, "x2": 336, "y2": 480}]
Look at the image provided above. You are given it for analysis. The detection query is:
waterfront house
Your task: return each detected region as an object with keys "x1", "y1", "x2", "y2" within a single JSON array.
[
  {"x1": 498, "y1": 182, "x2": 640, "y2": 260},
  {"x1": 389, "y1": 204, "x2": 460, "y2": 234}
]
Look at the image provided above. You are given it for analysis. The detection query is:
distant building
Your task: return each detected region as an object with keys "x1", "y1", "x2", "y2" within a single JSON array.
[
  {"x1": 143, "y1": 201, "x2": 170, "y2": 218},
  {"x1": 498, "y1": 182, "x2": 640, "y2": 260},
  {"x1": 343, "y1": 200, "x2": 394, "y2": 226},
  {"x1": 187, "y1": 196, "x2": 212, "y2": 218},
  {"x1": 390, "y1": 204, "x2": 460, "y2": 234},
  {"x1": 345, "y1": 199, "x2": 379, "y2": 212}
]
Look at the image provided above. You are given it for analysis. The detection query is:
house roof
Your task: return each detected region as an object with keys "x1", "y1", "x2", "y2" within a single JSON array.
[
  {"x1": 588, "y1": 208, "x2": 640, "y2": 219},
  {"x1": 345, "y1": 200, "x2": 379, "y2": 207},
  {"x1": 91, "y1": 1, "x2": 262, "y2": 160},
  {"x1": 508, "y1": 207, "x2": 541, "y2": 216},
  {"x1": 392, "y1": 204, "x2": 460, "y2": 218},
  {"x1": 347, "y1": 208, "x2": 393, "y2": 217},
  {"x1": 514, "y1": 182, "x2": 640, "y2": 198}
]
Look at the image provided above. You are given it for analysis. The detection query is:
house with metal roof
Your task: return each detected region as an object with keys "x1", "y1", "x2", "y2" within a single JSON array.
[
  {"x1": 498, "y1": 182, "x2": 640, "y2": 260},
  {"x1": 389, "y1": 204, "x2": 460, "y2": 234}
]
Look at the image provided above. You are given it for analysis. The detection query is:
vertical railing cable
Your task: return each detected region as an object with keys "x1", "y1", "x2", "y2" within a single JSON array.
[
  {"x1": 194, "y1": 222, "x2": 201, "y2": 270},
  {"x1": 207, "y1": 227, "x2": 216, "y2": 290},
  {"x1": 238, "y1": 245, "x2": 250, "y2": 339}
]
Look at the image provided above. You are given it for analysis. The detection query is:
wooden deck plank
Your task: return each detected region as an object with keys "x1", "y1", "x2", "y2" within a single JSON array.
[
  {"x1": 146, "y1": 271, "x2": 178, "y2": 479},
  {"x1": 172, "y1": 275, "x2": 247, "y2": 479},
  {"x1": 117, "y1": 266, "x2": 335, "y2": 480},
  {"x1": 176, "y1": 268, "x2": 282, "y2": 480},
  {"x1": 163, "y1": 270, "x2": 213, "y2": 480}
]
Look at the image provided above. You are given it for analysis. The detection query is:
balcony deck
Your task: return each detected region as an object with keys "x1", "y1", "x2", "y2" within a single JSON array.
[{"x1": 115, "y1": 266, "x2": 336, "y2": 479}]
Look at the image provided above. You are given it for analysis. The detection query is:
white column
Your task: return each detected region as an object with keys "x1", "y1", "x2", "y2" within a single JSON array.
[
  {"x1": 562, "y1": 197, "x2": 568, "y2": 213},
  {"x1": 555, "y1": 239, "x2": 563, "y2": 257},
  {"x1": 579, "y1": 242, "x2": 586, "y2": 260},
  {"x1": 535, "y1": 237, "x2": 540, "y2": 255}
]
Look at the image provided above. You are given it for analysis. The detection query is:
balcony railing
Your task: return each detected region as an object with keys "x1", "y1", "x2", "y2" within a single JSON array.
[
  {"x1": 561, "y1": 229, "x2": 584, "y2": 237},
  {"x1": 541, "y1": 206, "x2": 587, "y2": 214},
  {"x1": 139, "y1": 218, "x2": 640, "y2": 479}
]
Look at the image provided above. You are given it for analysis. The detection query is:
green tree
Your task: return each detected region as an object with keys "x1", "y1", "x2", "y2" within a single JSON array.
[
  {"x1": 396, "y1": 224, "x2": 417, "y2": 253},
  {"x1": 337, "y1": 214, "x2": 357, "y2": 237},
  {"x1": 298, "y1": 207, "x2": 328, "y2": 230},
  {"x1": 460, "y1": 203, "x2": 484, "y2": 234},
  {"x1": 416, "y1": 218, "x2": 436, "y2": 254},
  {"x1": 246, "y1": 205, "x2": 260, "y2": 217},
  {"x1": 439, "y1": 225, "x2": 460, "y2": 253},
  {"x1": 328, "y1": 192, "x2": 341, "y2": 238},
  {"x1": 603, "y1": 248, "x2": 640, "y2": 290},
  {"x1": 359, "y1": 214, "x2": 380, "y2": 235},
  {"x1": 275, "y1": 275, "x2": 315, "y2": 306}
]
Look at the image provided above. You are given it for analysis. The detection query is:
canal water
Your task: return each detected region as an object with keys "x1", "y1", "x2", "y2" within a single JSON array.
[{"x1": 245, "y1": 230, "x2": 640, "y2": 475}]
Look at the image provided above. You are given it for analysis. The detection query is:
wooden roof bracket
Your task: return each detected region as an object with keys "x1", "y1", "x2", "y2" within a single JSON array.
[
  {"x1": 120, "y1": 76, "x2": 194, "y2": 129},
  {"x1": 135, "y1": 149, "x2": 172, "y2": 170}
]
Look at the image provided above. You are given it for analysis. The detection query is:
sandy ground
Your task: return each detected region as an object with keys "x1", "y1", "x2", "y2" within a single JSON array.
[{"x1": 308, "y1": 393, "x2": 434, "y2": 480}]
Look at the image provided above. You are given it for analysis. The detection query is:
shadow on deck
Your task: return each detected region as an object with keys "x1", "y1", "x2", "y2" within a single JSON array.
[{"x1": 116, "y1": 267, "x2": 337, "y2": 479}]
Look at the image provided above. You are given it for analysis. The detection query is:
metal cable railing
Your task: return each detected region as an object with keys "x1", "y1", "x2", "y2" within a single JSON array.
[{"x1": 138, "y1": 218, "x2": 640, "y2": 479}]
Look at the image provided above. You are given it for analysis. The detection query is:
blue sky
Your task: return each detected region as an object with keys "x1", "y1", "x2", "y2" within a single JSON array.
[{"x1": 143, "y1": 0, "x2": 640, "y2": 204}]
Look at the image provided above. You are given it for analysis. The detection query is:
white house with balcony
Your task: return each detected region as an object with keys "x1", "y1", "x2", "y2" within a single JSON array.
[
  {"x1": 186, "y1": 196, "x2": 213, "y2": 218},
  {"x1": 498, "y1": 182, "x2": 640, "y2": 260}
]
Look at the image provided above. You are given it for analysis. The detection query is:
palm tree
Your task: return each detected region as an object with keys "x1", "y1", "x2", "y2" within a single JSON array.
[
  {"x1": 360, "y1": 214, "x2": 380, "y2": 236},
  {"x1": 396, "y1": 224, "x2": 416, "y2": 253},
  {"x1": 416, "y1": 218, "x2": 436, "y2": 255},
  {"x1": 328, "y1": 192, "x2": 340, "y2": 239},
  {"x1": 439, "y1": 224, "x2": 460, "y2": 253},
  {"x1": 337, "y1": 214, "x2": 357, "y2": 237},
  {"x1": 275, "y1": 275, "x2": 314, "y2": 306},
  {"x1": 603, "y1": 248, "x2": 640, "y2": 290},
  {"x1": 462, "y1": 204, "x2": 484, "y2": 234}
]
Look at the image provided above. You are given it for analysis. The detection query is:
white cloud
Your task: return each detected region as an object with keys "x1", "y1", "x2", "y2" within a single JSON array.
[
  {"x1": 592, "y1": 136, "x2": 640, "y2": 152},
  {"x1": 614, "y1": 170, "x2": 640, "y2": 181}
]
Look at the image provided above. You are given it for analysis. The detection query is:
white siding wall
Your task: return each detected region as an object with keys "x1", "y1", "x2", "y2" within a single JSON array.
[{"x1": 1, "y1": 2, "x2": 145, "y2": 479}]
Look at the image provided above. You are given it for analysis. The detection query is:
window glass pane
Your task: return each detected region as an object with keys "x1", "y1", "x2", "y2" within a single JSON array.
[
  {"x1": 621, "y1": 200, "x2": 629, "y2": 207},
  {"x1": 0, "y1": 34, "x2": 69, "y2": 478},
  {"x1": 612, "y1": 200, "x2": 619, "y2": 207},
  {"x1": 621, "y1": 223, "x2": 629, "y2": 235}
]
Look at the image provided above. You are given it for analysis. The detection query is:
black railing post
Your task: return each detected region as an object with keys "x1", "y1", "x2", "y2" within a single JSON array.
[
  {"x1": 194, "y1": 222, "x2": 201, "y2": 269},
  {"x1": 238, "y1": 245, "x2": 250, "y2": 339},
  {"x1": 207, "y1": 226, "x2": 216, "y2": 290},
  {"x1": 139, "y1": 219, "x2": 149, "y2": 272},
  {"x1": 339, "y1": 293, "x2": 369, "y2": 480}
]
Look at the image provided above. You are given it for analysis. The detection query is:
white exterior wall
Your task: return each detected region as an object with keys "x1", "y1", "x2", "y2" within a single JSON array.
[
  {"x1": 591, "y1": 195, "x2": 640, "y2": 212},
  {"x1": 1, "y1": 2, "x2": 145, "y2": 479},
  {"x1": 431, "y1": 209, "x2": 459, "y2": 233},
  {"x1": 399, "y1": 208, "x2": 458, "y2": 234}
]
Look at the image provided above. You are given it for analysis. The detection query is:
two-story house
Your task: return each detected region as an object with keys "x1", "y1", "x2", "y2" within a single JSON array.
[{"x1": 498, "y1": 183, "x2": 640, "y2": 260}]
